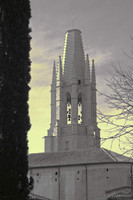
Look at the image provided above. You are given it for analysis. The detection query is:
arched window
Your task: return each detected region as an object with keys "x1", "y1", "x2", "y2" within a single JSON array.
[
  {"x1": 66, "y1": 92, "x2": 71, "y2": 124},
  {"x1": 78, "y1": 93, "x2": 82, "y2": 124}
]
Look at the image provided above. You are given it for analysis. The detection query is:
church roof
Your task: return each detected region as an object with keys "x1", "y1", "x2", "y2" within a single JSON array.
[
  {"x1": 29, "y1": 193, "x2": 52, "y2": 200},
  {"x1": 108, "y1": 192, "x2": 133, "y2": 200},
  {"x1": 103, "y1": 148, "x2": 133, "y2": 162},
  {"x1": 29, "y1": 148, "x2": 133, "y2": 169}
]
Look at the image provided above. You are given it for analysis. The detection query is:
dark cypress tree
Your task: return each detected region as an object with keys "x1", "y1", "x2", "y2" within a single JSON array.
[{"x1": 0, "y1": 0, "x2": 32, "y2": 199}]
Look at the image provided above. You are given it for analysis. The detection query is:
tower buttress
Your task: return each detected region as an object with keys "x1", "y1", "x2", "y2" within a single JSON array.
[
  {"x1": 85, "y1": 54, "x2": 90, "y2": 85},
  {"x1": 48, "y1": 61, "x2": 56, "y2": 136},
  {"x1": 84, "y1": 54, "x2": 91, "y2": 126},
  {"x1": 91, "y1": 59, "x2": 97, "y2": 125},
  {"x1": 59, "y1": 55, "x2": 63, "y2": 128},
  {"x1": 92, "y1": 59, "x2": 96, "y2": 85},
  {"x1": 59, "y1": 55, "x2": 62, "y2": 85},
  {"x1": 71, "y1": 51, "x2": 78, "y2": 127}
]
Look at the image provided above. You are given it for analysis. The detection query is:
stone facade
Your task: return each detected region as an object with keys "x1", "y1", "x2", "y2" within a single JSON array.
[{"x1": 29, "y1": 149, "x2": 133, "y2": 200}]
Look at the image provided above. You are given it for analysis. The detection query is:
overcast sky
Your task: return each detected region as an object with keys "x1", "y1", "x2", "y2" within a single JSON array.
[{"x1": 28, "y1": 0, "x2": 133, "y2": 153}]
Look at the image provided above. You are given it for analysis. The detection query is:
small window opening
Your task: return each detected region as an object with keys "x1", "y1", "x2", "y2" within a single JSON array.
[
  {"x1": 67, "y1": 93, "x2": 71, "y2": 124},
  {"x1": 78, "y1": 80, "x2": 81, "y2": 85},
  {"x1": 55, "y1": 178, "x2": 57, "y2": 182},
  {"x1": 37, "y1": 173, "x2": 39, "y2": 176},
  {"x1": 94, "y1": 131, "x2": 96, "y2": 137},
  {"x1": 78, "y1": 93, "x2": 82, "y2": 124},
  {"x1": 55, "y1": 172, "x2": 58, "y2": 175},
  {"x1": 107, "y1": 177, "x2": 109, "y2": 179},
  {"x1": 65, "y1": 141, "x2": 69, "y2": 151},
  {"x1": 77, "y1": 171, "x2": 80, "y2": 174},
  {"x1": 106, "y1": 168, "x2": 109, "y2": 171}
]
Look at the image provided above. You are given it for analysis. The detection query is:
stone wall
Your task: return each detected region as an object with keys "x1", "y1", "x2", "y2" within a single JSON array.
[{"x1": 29, "y1": 163, "x2": 132, "y2": 200}]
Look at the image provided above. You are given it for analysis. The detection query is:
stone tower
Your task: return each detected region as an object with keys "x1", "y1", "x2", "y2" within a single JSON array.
[{"x1": 45, "y1": 29, "x2": 100, "y2": 152}]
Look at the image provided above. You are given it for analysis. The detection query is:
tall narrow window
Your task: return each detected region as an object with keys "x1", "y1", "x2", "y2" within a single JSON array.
[
  {"x1": 67, "y1": 92, "x2": 71, "y2": 124},
  {"x1": 78, "y1": 93, "x2": 82, "y2": 124},
  {"x1": 65, "y1": 141, "x2": 69, "y2": 150}
]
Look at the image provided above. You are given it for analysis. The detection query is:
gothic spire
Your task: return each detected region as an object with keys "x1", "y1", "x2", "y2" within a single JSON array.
[
  {"x1": 51, "y1": 60, "x2": 56, "y2": 90},
  {"x1": 91, "y1": 59, "x2": 96, "y2": 86},
  {"x1": 85, "y1": 54, "x2": 90, "y2": 85},
  {"x1": 59, "y1": 55, "x2": 62, "y2": 85},
  {"x1": 62, "y1": 29, "x2": 85, "y2": 85}
]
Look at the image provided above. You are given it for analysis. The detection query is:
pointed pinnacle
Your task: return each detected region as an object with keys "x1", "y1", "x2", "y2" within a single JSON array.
[
  {"x1": 92, "y1": 59, "x2": 96, "y2": 84},
  {"x1": 51, "y1": 60, "x2": 56, "y2": 90},
  {"x1": 85, "y1": 54, "x2": 90, "y2": 84}
]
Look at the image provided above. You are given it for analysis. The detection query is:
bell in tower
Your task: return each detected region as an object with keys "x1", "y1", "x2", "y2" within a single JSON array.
[{"x1": 45, "y1": 29, "x2": 100, "y2": 152}]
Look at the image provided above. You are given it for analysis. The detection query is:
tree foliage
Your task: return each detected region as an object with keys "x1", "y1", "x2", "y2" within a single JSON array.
[
  {"x1": 0, "y1": 0, "x2": 32, "y2": 199},
  {"x1": 98, "y1": 64, "x2": 133, "y2": 156}
]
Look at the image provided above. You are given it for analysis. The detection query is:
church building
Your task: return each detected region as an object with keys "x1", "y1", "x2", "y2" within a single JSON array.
[{"x1": 29, "y1": 29, "x2": 133, "y2": 200}]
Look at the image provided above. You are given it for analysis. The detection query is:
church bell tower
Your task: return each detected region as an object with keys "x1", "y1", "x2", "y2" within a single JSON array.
[{"x1": 45, "y1": 29, "x2": 100, "y2": 152}]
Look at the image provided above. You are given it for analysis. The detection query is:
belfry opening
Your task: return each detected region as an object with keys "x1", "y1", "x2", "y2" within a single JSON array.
[
  {"x1": 66, "y1": 92, "x2": 71, "y2": 124},
  {"x1": 78, "y1": 93, "x2": 82, "y2": 124}
]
